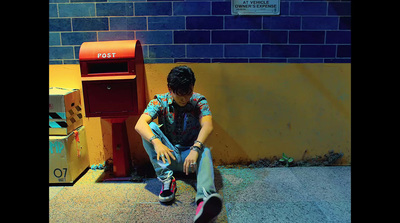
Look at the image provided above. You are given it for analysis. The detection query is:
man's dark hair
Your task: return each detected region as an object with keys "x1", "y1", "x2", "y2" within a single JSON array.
[{"x1": 167, "y1": 65, "x2": 196, "y2": 96}]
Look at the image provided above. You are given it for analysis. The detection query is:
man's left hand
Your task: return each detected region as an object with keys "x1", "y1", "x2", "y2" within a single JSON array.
[{"x1": 184, "y1": 150, "x2": 199, "y2": 175}]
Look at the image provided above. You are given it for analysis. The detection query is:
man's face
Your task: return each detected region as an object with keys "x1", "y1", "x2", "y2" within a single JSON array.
[{"x1": 169, "y1": 86, "x2": 194, "y2": 107}]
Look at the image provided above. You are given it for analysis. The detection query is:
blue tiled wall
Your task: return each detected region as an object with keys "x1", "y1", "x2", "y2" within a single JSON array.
[{"x1": 49, "y1": 0, "x2": 351, "y2": 64}]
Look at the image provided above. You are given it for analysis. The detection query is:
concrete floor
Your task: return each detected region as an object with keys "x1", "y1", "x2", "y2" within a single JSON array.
[{"x1": 49, "y1": 166, "x2": 350, "y2": 222}]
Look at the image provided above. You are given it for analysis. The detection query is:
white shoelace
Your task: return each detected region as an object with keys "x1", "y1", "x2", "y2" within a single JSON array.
[
  {"x1": 158, "y1": 171, "x2": 173, "y2": 191},
  {"x1": 158, "y1": 173, "x2": 210, "y2": 198}
]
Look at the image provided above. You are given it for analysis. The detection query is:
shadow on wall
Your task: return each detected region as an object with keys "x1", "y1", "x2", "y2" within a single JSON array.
[
  {"x1": 208, "y1": 121, "x2": 250, "y2": 166},
  {"x1": 100, "y1": 119, "x2": 113, "y2": 163},
  {"x1": 99, "y1": 115, "x2": 150, "y2": 167},
  {"x1": 126, "y1": 115, "x2": 150, "y2": 166}
]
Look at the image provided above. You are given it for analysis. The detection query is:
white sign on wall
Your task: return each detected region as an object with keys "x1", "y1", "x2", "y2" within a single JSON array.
[{"x1": 231, "y1": 0, "x2": 280, "y2": 15}]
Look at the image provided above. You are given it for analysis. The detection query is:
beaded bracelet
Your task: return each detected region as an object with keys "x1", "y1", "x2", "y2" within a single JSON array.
[
  {"x1": 194, "y1": 140, "x2": 204, "y2": 149},
  {"x1": 190, "y1": 145, "x2": 202, "y2": 153},
  {"x1": 149, "y1": 135, "x2": 159, "y2": 143}
]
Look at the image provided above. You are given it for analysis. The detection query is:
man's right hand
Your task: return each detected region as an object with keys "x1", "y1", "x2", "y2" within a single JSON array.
[
  {"x1": 153, "y1": 139, "x2": 176, "y2": 164},
  {"x1": 134, "y1": 114, "x2": 176, "y2": 165}
]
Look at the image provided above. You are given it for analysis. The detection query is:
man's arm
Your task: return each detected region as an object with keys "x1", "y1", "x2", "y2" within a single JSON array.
[
  {"x1": 135, "y1": 114, "x2": 176, "y2": 164},
  {"x1": 194, "y1": 115, "x2": 213, "y2": 148},
  {"x1": 135, "y1": 114, "x2": 156, "y2": 142}
]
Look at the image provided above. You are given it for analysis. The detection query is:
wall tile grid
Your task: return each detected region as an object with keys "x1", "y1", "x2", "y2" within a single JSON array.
[{"x1": 49, "y1": 0, "x2": 351, "y2": 64}]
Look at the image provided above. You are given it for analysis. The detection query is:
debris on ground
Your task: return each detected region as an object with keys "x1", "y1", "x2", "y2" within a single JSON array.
[{"x1": 219, "y1": 150, "x2": 344, "y2": 169}]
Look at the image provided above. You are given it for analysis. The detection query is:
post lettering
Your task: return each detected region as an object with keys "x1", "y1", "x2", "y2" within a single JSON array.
[{"x1": 97, "y1": 52, "x2": 117, "y2": 59}]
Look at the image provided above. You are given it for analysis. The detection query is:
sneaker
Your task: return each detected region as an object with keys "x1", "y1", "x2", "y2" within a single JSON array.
[
  {"x1": 157, "y1": 175, "x2": 177, "y2": 203},
  {"x1": 194, "y1": 188, "x2": 223, "y2": 223}
]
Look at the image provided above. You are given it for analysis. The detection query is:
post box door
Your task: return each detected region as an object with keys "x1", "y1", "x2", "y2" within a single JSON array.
[{"x1": 82, "y1": 79, "x2": 138, "y2": 117}]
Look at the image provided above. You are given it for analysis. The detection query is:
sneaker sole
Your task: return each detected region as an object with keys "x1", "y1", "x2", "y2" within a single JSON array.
[
  {"x1": 194, "y1": 194, "x2": 223, "y2": 223},
  {"x1": 159, "y1": 187, "x2": 177, "y2": 203}
]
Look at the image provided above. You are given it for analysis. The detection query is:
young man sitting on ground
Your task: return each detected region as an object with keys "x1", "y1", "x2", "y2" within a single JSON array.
[{"x1": 135, "y1": 65, "x2": 223, "y2": 222}]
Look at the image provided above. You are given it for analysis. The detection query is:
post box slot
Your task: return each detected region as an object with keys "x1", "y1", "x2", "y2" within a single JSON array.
[{"x1": 87, "y1": 61, "x2": 128, "y2": 75}]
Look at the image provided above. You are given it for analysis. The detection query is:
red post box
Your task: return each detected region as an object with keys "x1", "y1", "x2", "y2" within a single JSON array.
[{"x1": 79, "y1": 40, "x2": 146, "y2": 177}]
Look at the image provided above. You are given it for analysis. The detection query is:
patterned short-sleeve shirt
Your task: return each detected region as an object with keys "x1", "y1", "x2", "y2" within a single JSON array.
[{"x1": 143, "y1": 92, "x2": 212, "y2": 146}]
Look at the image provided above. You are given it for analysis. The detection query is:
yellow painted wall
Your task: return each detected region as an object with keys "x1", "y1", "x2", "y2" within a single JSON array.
[{"x1": 49, "y1": 63, "x2": 350, "y2": 166}]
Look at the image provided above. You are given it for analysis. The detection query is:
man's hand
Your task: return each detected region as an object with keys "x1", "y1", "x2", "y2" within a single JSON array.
[
  {"x1": 184, "y1": 150, "x2": 199, "y2": 175},
  {"x1": 153, "y1": 139, "x2": 176, "y2": 164}
]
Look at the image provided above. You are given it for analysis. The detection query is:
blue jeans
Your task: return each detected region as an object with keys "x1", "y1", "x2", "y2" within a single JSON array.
[{"x1": 142, "y1": 122, "x2": 217, "y2": 203}]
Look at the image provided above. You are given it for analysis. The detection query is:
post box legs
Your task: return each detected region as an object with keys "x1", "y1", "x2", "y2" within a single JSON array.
[{"x1": 103, "y1": 118, "x2": 131, "y2": 177}]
